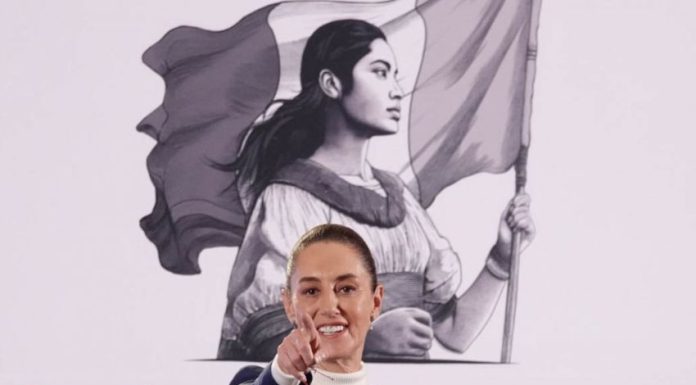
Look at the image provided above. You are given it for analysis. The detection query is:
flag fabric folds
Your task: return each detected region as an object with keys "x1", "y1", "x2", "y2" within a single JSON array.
[
  {"x1": 138, "y1": 0, "x2": 539, "y2": 274},
  {"x1": 408, "y1": 0, "x2": 535, "y2": 207}
]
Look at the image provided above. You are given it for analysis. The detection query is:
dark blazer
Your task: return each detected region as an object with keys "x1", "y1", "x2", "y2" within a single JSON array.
[{"x1": 230, "y1": 364, "x2": 313, "y2": 385}]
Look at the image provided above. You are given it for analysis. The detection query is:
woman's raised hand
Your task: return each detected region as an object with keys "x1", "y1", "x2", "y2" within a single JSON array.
[
  {"x1": 277, "y1": 311, "x2": 323, "y2": 384},
  {"x1": 495, "y1": 192, "x2": 536, "y2": 259},
  {"x1": 364, "y1": 307, "x2": 433, "y2": 358}
]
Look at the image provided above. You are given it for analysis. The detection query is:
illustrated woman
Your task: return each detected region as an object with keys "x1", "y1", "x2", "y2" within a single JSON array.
[
  {"x1": 233, "y1": 224, "x2": 383, "y2": 385},
  {"x1": 218, "y1": 19, "x2": 535, "y2": 360}
]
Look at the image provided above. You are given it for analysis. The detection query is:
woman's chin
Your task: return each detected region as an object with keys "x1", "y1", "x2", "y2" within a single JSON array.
[
  {"x1": 355, "y1": 122, "x2": 399, "y2": 137},
  {"x1": 371, "y1": 123, "x2": 399, "y2": 136},
  {"x1": 317, "y1": 331, "x2": 358, "y2": 362}
]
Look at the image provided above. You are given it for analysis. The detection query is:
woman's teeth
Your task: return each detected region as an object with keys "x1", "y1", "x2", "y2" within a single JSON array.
[{"x1": 318, "y1": 325, "x2": 345, "y2": 335}]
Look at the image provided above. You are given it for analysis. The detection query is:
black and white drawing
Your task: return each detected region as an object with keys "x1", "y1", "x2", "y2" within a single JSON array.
[
  {"x1": 138, "y1": 0, "x2": 541, "y2": 361},
  {"x1": 6, "y1": 0, "x2": 696, "y2": 384}
]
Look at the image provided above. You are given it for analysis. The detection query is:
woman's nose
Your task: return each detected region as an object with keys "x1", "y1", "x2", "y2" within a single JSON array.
[
  {"x1": 390, "y1": 80, "x2": 404, "y2": 100},
  {"x1": 317, "y1": 291, "x2": 340, "y2": 316}
]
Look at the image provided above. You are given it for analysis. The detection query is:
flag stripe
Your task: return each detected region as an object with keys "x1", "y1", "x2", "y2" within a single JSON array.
[
  {"x1": 408, "y1": 0, "x2": 535, "y2": 206},
  {"x1": 138, "y1": 4, "x2": 282, "y2": 273}
]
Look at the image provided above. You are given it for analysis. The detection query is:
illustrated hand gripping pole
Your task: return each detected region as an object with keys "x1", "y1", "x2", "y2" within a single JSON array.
[{"x1": 500, "y1": 0, "x2": 542, "y2": 364}]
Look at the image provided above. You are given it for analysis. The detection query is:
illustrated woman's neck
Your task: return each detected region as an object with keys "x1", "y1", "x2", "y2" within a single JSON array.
[{"x1": 310, "y1": 107, "x2": 372, "y2": 180}]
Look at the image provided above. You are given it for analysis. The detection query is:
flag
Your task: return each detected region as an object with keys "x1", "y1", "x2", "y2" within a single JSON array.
[{"x1": 138, "y1": 0, "x2": 541, "y2": 274}]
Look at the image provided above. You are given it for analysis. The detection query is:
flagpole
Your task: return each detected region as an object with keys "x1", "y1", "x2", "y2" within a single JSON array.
[
  {"x1": 501, "y1": 0, "x2": 542, "y2": 364},
  {"x1": 501, "y1": 147, "x2": 528, "y2": 363}
]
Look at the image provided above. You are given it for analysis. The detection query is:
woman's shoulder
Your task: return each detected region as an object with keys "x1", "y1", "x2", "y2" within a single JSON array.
[
  {"x1": 270, "y1": 160, "x2": 410, "y2": 227},
  {"x1": 260, "y1": 182, "x2": 320, "y2": 199},
  {"x1": 256, "y1": 182, "x2": 332, "y2": 214}
]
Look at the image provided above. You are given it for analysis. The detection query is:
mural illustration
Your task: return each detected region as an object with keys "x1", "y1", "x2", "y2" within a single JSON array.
[
  {"x1": 137, "y1": 0, "x2": 542, "y2": 362},
  {"x1": 5, "y1": 1, "x2": 696, "y2": 384}
]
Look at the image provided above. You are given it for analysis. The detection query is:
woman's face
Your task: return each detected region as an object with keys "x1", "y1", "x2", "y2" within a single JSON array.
[
  {"x1": 283, "y1": 241, "x2": 383, "y2": 368},
  {"x1": 340, "y1": 38, "x2": 403, "y2": 136}
]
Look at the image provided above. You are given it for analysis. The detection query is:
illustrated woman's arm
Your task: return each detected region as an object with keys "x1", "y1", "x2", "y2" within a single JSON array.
[{"x1": 433, "y1": 193, "x2": 535, "y2": 352}]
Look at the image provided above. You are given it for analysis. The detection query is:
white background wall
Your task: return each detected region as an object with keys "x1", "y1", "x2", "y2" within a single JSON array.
[{"x1": 1, "y1": 1, "x2": 695, "y2": 384}]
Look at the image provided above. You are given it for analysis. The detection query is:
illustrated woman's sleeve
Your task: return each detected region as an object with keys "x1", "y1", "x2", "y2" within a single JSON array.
[
  {"x1": 402, "y1": 189, "x2": 462, "y2": 317},
  {"x1": 220, "y1": 183, "x2": 330, "y2": 359}
]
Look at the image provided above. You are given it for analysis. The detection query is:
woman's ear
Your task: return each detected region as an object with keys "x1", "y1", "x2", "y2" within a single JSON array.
[
  {"x1": 371, "y1": 284, "x2": 384, "y2": 319},
  {"x1": 281, "y1": 287, "x2": 296, "y2": 326},
  {"x1": 318, "y1": 69, "x2": 342, "y2": 99}
]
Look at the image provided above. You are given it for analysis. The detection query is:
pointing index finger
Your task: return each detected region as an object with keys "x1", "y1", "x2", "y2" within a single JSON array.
[{"x1": 296, "y1": 307, "x2": 320, "y2": 353}]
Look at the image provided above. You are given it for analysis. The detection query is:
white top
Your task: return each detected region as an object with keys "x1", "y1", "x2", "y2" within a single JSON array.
[{"x1": 271, "y1": 355, "x2": 368, "y2": 385}]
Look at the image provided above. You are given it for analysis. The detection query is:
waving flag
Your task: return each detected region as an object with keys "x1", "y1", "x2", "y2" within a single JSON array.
[{"x1": 138, "y1": 0, "x2": 541, "y2": 274}]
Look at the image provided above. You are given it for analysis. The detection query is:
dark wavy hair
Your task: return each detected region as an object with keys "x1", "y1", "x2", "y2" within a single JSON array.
[
  {"x1": 229, "y1": 19, "x2": 386, "y2": 200},
  {"x1": 287, "y1": 224, "x2": 378, "y2": 292}
]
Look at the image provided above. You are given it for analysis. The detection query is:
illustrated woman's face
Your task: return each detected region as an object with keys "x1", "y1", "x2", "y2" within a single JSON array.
[
  {"x1": 341, "y1": 38, "x2": 403, "y2": 136},
  {"x1": 283, "y1": 241, "x2": 383, "y2": 369}
]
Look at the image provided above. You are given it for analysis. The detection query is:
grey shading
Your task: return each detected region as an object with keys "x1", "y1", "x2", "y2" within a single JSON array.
[
  {"x1": 407, "y1": 0, "x2": 534, "y2": 207},
  {"x1": 138, "y1": 4, "x2": 280, "y2": 274},
  {"x1": 138, "y1": 0, "x2": 540, "y2": 362}
]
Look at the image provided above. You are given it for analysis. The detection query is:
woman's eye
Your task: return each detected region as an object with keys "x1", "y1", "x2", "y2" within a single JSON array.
[
  {"x1": 374, "y1": 69, "x2": 388, "y2": 78},
  {"x1": 303, "y1": 288, "x2": 318, "y2": 296},
  {"x1": 338, "y1": 286, "x2": 356, "y2": 294}
]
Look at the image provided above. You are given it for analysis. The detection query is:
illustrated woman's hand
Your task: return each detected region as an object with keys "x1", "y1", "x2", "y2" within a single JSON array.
[
  {"x1": 364, "y1": 307, "x2": 433, "y2": 358},
  {"x1": 495, "y1": 192, "x2": 536, "y2": 260},
  {"x1": 277, "y1": 311, "x2": 322, "y2": 384}
]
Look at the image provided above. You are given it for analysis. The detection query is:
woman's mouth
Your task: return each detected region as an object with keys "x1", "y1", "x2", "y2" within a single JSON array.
[
  {"x1": 318, "y1": 324, "x2": 346, "y2": 336},
  {"x1": 387, "y1": 107, "x2": 401, "y2": 121}
]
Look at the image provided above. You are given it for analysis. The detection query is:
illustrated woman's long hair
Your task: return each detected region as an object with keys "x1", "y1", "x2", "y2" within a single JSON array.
[{"x1": 229, "y1": 19, "x2": 386, "y2": 201}]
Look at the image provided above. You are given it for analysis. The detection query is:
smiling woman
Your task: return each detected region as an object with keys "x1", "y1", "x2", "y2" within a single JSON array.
[
  {"x1": 280, "y1": 224, "x2": 383, "y2": 383},
  {"x1": 233, "y1": 224, "x2": 382, "y2": 385}
]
